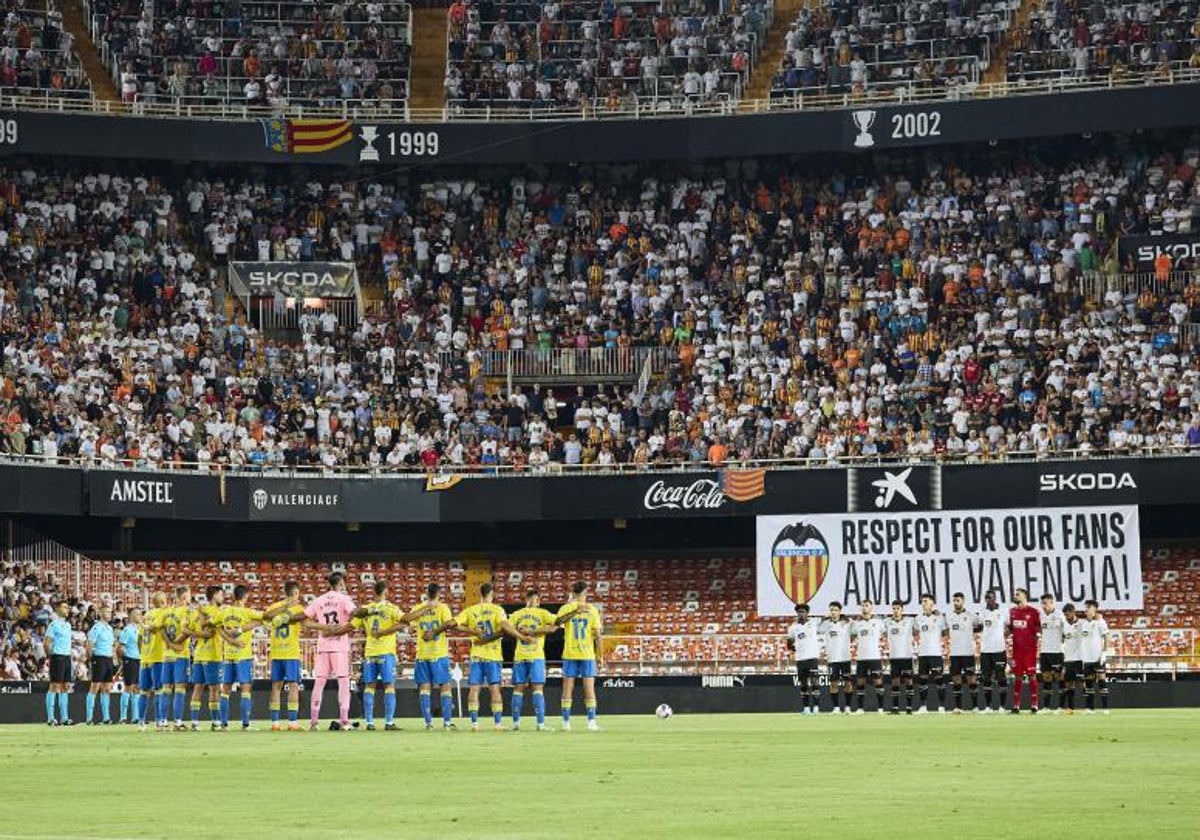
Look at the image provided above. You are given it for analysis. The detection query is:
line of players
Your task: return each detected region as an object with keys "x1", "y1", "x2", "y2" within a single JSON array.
[
  {"x1": 41, "y1": 573, "x2": 605, "y2": 732},
  {"x1": 785, "y1": 588, "x2": 1112, "y2": 715}
]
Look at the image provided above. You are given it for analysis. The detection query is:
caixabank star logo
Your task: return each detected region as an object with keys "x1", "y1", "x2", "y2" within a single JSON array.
[{"x1": 770, "y1": 522, "x2": 830, "y2": 604}]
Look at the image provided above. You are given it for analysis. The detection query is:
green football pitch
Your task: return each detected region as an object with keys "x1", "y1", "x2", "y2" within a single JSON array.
[{"x1": 3, "y1": 710, "x2": 1198, "y2": 839}]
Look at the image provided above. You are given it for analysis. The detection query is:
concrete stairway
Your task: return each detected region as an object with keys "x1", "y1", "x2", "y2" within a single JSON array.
[
  {"x1": 738, "y1": 0, "x2": 804, "y2": 109},
  {"x1": 409, "y1": 7, "x2": 449, "y2": 114},
  {"x1": 981, "y1": 0, "x2": 1039, "y2": 85},
  {"x1": 63, "y1": 0, "x2": 119, "y2": 102}
]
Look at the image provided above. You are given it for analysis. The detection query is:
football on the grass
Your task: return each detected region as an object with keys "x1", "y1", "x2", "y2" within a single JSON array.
[{"x1": 656, "y1": 704, "x2": 673, "y2": 719}]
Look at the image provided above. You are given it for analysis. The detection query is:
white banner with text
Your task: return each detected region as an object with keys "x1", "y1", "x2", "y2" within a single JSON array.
[{"x1": 756, "y1": 506, "x2": 1142, "y2": 615}]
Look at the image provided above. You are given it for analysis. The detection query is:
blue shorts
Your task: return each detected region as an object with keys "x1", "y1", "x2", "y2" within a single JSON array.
[
  {"x1": 562, "y1": 659, "x2": 596, "y2": 679},
  {"x1": 162, "y1": 659, "x2": 189, "y2": 686},
  {"x1": 223, "y1": 660, "x2": 253, "y2": 685},
  {"x1": 269, "y1": 659, "x2": 301, "y2": 683},
  {"x1": 413, "y1": 657, "x2": 451, "y2": 686},
  {"x1": 468, "y1": 660, "x2": 502, "y2": 686},
  {"x1": 139, "y1": 663, "x2": 157, "y2": 691},
  {"x1": 362, "y1": 654, "x2": 397, "y2": 685},
  {"x1": 512, "y1": 659, "x2": 546, "y2": 685},
  {"x1": 192, "y1": 662, "x2": 223, "y2": 686}
]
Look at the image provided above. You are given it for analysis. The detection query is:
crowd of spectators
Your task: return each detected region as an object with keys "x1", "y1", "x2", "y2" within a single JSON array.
[
  {"x1": 770, "y1": 0, "x2": 1013, "y2": 99},
  {"x1": 445, "y1": 0, "x2": 770, "y2": 111},
  {"x1": 0, "y1": 1, "x2": 89, "y2": 98},
  {"x1": 88, "y1": 0, "x2": 411, "y2": 108},
  {"x1": 0, "y1": 562, "x2": 122, "y2": 680},
  {"x1": 3, "y1": 133, "x2": 1200, "y2": 472},
  {"x1": 1006, "y1": 0, "x2": 1200, "y2": 83}
]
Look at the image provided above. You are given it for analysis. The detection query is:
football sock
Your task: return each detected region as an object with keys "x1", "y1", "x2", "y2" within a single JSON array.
[
  {"x1": 562, "y1": 704, "x2": 571, "y2": 724},
  {"x1": 441, "y1": 693, "x2": 453, "y2": 724},
  {"x1": 270, "y1": 699, "x2": 281, "y2": 723},
  {"x1": 1029, "y1": 679, "x2": 1040, "y2": 708},
  {"x1": 208, "y1": 700, "x2": 220, "y2": 721},
  {"x1": 384, "y1": 687, "x2": 396, "y2": 724},
  {"x1": 139, "y1": 694, "x2": 149, "y2": 723},
  {"x1": 240, "y1": 695, "x2": 252, "y2": 726},
  {"x1": 46, "y1": 692, "x2": 57, "y2": 723},
  {"x1": 873, "y1": 685, "x2": 884, "y2": 710},
  {"x1": 219, "y1": 694, "x2": 230, "y2": 726},
  {"x1": 190, "y1": 700, "x2": 201, "y2": 723},
  {"x1": 58, "y1": 691, "x2": 69, "y2": 721},
  {"x1": 101, "y1": 693, "x2": 110, "y2": 722},
  {"x1": 1086, "y1": 684, "x2": 1096, "y2": 710},
  {"x1": 85, "y1": 693, "x2": 95, "y2": 723},
  {"x1": 853, "y1": 688, "x2": 864, "y2": 711},
  {"x1": 363, "y1": 690, "x2": 376, "y2": 725},
  {"x1": 311, "y1": 677, "x2": 327, "y2": 724},
  {"x1": 533, "y1": 690, "x2": 545, "y2": 725},
  {"x1": 119, "y1": 693, "x2": 129, "y2": 722},
  {"x1": 337, "y1": 678, "x2": 351, "y2": 723},
  {"x1": 512, "y1": 690, "x2": 523, "y2": 725},
  {"x1": 419, "y1": 690, "x2": 432, "y2": 725},
  {"x1": 586, "y1": 699, "x2": 597, "y2": 721},
  {"x1": 493, "y1": 705, "x2": 503, "y2": 726},
  {"x1": 1099, "y1": 679, "x2": 1109, "y2": 710},
  {"x1": 173, "y1": 690, "x2": 186, "y2": 721},
  {"x1": 158, "y1": 692, "x2": 169, "y2": 723},
  {"x1": 469, "y1": 702, "x2": 479, "y2": 724},
  {"x1": 287, "y1": 695, "x2": 299, "y2": 722}
]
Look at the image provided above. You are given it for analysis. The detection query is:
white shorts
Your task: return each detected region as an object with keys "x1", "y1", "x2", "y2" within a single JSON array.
[{"x1": 314, "y1": 650, "x2": 350, "y2": 679}]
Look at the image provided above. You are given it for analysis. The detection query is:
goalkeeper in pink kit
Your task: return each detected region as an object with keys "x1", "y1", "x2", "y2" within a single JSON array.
[{"x1": 305, "y1": 572, "x2": 357, "y2": 729}]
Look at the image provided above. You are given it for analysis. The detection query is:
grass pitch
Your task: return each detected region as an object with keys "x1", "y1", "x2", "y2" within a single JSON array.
[{"x1": 3, "y1": 711, "x2": 1198, "y2": 839}]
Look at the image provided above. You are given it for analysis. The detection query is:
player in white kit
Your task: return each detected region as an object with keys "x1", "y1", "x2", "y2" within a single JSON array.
[
  {"x1": 945, "y1": 593, "x2": 978, "y2": 714},
  {"x1": 1060, "y1": 603, "x2": 1083, "y2": 714},
  {"x1": 914, "y1": 594, "x2": 946, "y2": 714},
  {"x1": 884, "y1": 600, "x2": 915, "y2": 714},
  {"x1": 849, "y1": 600, "x2": 885, "y2": 714},
  {"x1": 785, "y1": 604, "x2": 823, "y2": 715},
  {"x1": 1038, "y1": 594, "x2": 1066, "y2": 713},
  {"x1": 821, "y1": 603, "x2": 853, "y2": 714},
  {"x1": 1079, "y1": 600, "x2": 1110, "y2": 714},
  {"x1": 977, "y1": 590, "x2": 1007, "y2": 713}
]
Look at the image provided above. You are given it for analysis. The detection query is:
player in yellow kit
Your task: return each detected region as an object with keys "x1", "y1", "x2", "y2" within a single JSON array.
[
  {"x1": 555, "y1": 580, "x2": 604, "y2": 731},
  {"x1": 351, "y1": 580, "x2": 435, "y2": 731},
  {"x1": 431, "y1": 582, "x2": 531, "y2": 731},
  {"x1": 160, "y1": 585, "x2": 193, "y2": 730},
  {"x1": 139, "y1": 592, "x2": 168, "y2": 731},
  {"x1": 188, "y1": 586, "x2": 226, "y2": 731},
  {"x1": 410, "y1": 583, "x2": 456, "y2": 730},
  {"x1": 219, "y1": 585, "x2": 262, "y2": 731},
  {"x1": 509, "y1": 588, "x2": 557, "y2": 731},
  {"x1": 261, "y1": 580, "x2": 306, "y2": 730}
]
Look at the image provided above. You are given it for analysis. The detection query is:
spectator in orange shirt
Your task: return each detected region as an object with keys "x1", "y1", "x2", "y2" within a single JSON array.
[
  {"x1": 707, "y1": 439, "x2": 729, "y2": 464},
  {"x1": 1154, "y1": 251, "x2": 1172, "y2": 281}
]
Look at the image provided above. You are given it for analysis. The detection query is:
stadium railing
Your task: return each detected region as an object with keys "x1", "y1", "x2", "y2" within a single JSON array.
[
  {"x1": 428, "y1": 346, "x2": 673, "y2": 382},
  {"x1": 3, "y1": 68, "x2": 1199, "y2": 122},
  {"x1": 1, "y1": 446, "x2": 1196, "y2": 477},
  {"x1": 1080, "y1": 269, "x2": 1196, "y2": 302}
]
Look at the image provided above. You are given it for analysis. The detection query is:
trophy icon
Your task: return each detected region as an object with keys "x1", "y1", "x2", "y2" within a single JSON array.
[
  {"x1": 359, "y1": 125, "x2": 381, "y2": 162},
  {"x1": 852, "y1": 110, "x2": 877, "y2": 148}
]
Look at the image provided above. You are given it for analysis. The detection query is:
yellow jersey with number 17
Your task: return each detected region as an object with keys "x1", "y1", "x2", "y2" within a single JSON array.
[
  {"x1": 353, "y1": 600, "x2": 404, "y2": 658},
  {"x1": 556, "y1": 602, "x2": 602, "y2": 661},
  {"x1": 412, "y1": 602, "x2": 452, "y2": 661},
  {"x1": 454, "y1": 603, "x2": 508, "y2": 662},
  {"x1": 510, "y1": 606, "x2": 554, "y2": 661}
]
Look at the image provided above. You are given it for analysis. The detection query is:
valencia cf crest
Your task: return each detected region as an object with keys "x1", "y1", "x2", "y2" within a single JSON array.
[{"x1": 770, "y1": 523, "x2": 830, "y2": 604}]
